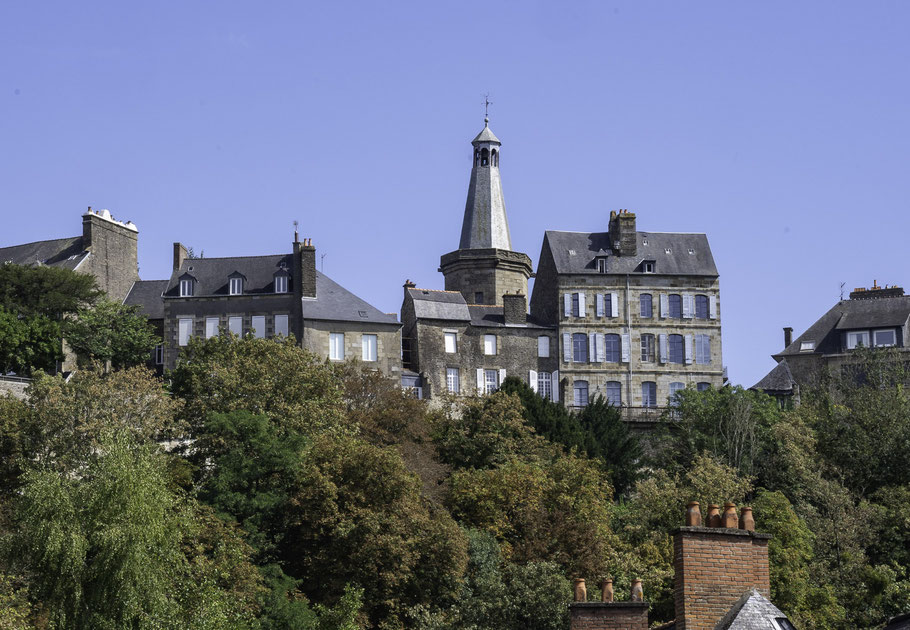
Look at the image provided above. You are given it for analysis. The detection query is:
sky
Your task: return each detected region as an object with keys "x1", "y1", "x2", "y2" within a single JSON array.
[{"x1": 2, "y1": 2, "x2": 909, "y2": 387}]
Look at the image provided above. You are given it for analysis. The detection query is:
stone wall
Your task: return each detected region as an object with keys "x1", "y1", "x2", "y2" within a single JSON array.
[
  {"x1": 301, "y1": 319, "x2": 402, "y2": 378},
  {"x1": 569, "y1": 603, "x2": 649, "y2": 630},
  {"x1": 81, "y1": 212, "x2": 139, "y2": 302},
  {"x1": 440, "y1": 248, "x2": 531, "y2": 306},
  {"x1": 0, "y1": 376, "x2": 30, "y2": 400}
]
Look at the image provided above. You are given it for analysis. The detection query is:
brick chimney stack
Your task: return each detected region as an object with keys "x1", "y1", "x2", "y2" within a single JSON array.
[
  {"x1": 295, "y1": 237, "x2": 317, "y2": 299},
  {"x1": 569, "y1": 578, "x2": 648, "y2": 630},
  {"x1": 609, "y1": 210, "x2": 637, "y2": 257},
  {"x1": 502, "y1": 292, "x2": 527, "y2": 325},
  {"x1": 783, "y1": 327, "x2": 793, "y2": 349},
  {"x1": 673, "y1": 502, "x2": 771, "y2": 630}
]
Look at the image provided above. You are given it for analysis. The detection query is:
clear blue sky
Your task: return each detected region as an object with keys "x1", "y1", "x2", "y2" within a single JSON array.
[{"x1": 3, "y1": 2, "x2": 909, "y2": 387}]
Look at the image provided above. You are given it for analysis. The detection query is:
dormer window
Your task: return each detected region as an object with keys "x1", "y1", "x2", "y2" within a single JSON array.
[
  {"x1": 641, "y1": 260, "x2": 655, "y2": 273},
  {"x1": 229, "y1": 277, "x2": 243, "y2": 295},
  {"x1": 274, "y1": 275, "x2": 288, "y2": 293},
  {"x1": 800, "y1": 341, "x2": 815, "y2": 351},
  {"x1": 179, "y1": 278, "x2": 194, "y2": 297}
]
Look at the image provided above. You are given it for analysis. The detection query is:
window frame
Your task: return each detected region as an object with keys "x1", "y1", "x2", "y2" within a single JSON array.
[
  {"x1": 228, "y1": 316, "x2": 242, "y2": 336},
  {"x1": 694, "y1": 294, "x2": 709, "y2": 319},
  {"x1": 537, "y1": 336, "x2": 550, "y2": 358},
  {"x1": 229, "y1": 277, "x2": 243, "y2": 296},
  {"x1": 537, "y1": 372, "x2": 552, "y2": 400},
  {"x1": 695, "y1": 334, "x2": 711, "y2": 364},
  {"x1": 573, "y1": 380, "x2": 589, "y2": 407},
  {"x1": 669, "y1": 381, "x2": 685, "y2": 406},
  {"x1": 604, "y1": 333, "x2": 620, "y2": 363},
  {"x1": 329, "y1": 332, "x2": 345, "y2": 360},
  {"x1": 154, "y1": 343, "x2": 164, "y2": 365},
  {"x1": 205, "y1": 317, "x2": 219, "y2": 339},
  {"x1": 179, "y1": 278, "x2": 194, "y2": 297},
  {"x1": 668, "y1": 333, "x2": 684, "y2": 364},
  {"x1": 251, "y1": 315, "x2": 266, "y2": 339},
  {"x1": 274, "y1": 314, "x2": 289, "y2": 337},
  {"x1": 640, "y1": 333, "x2": 655, "y2": 362},
  {"x1": 572, "y1": 292, "x2": 581, "y2": 317},
  {"x1": 641, "y1": 381, "x2": 657, "y2": 408},
  {"x1": 362, "y1": 334, "x2": 378, "y2": 361},
  {"x1": 668, "y1": 294, "x2": 682, "y2": 319},
  {"x1": 483, "y1": 334, "x2": 497, "y2": 356},
  {"x1": 484, "y1": 368, "x2": 499, "y2": 394},
  {"x1": 177, "y1": 318, "x2": 193, "y2": 346},
  {"x1": 605, "y1": 381, "x2": 622, "y2": 407},
  {"x1": 572, "y1": 332, "x2": 588, "y2": 363},
  {"x1": 640, "y1": 293, "x2": 652, "y2": 318},
  {"x1": 274, "y1": 275, "x2": 288, "y2": 294},
  {"x1": 446, "y1": 367, "x2": 460, "y2": 394},
  {"x1": 873, "y1": 328, "x2": 896, "y2": 347},
  {"x1": 846, "y1": 330, "x2": 870, "y2": 350},
  {"x1": 444, "y1": 331, "x2": 457, "y2": 354}
]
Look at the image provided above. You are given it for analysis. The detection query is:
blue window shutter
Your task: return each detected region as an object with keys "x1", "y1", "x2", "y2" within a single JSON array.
[
  {"x1": 659, "y1": 334, "x2": 668, "y2": 363},
  {"x1": 564, "y1": 294, "x2": 571, "y2": 318}
]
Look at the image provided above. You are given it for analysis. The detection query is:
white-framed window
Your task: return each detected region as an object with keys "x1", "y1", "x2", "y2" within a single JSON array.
[
  {"x1": 274, "y1": 314, "x2": 289, "y2": 337},
  {"x1": 874, "y1": 329, "x2": 896, "y2": 347},
  {"x1": 800, "y1": 340, "x2": 815, "y2": 351},
  {"x1": 596, "y1": 258, "x2": 608, "y2": 273},
  {"x1": 179, "y1": 278, "x2": 194, "y2": 297},
  {"x1": 643, "y1": 261, "x2": 655, "y2": 273},
  {"x1": 537, "y1": 336, "x2": 550, "y2": 357},
  {"x1": 205, "y1": 317, "x2": 219, "y2": 339},
  {"x1": 484, "y1": 368, "x2": 499, "y2": 394},
  {"x1": 154, "y1": 344, "x2": 164, "y2": 365},
  {"x1": 483, "y1": 334, "x2": 497, "y2": 355},
  {"x1": 251, "y1": 315, "x2": 266, "y2": 339},
  {"x1": 274, "y1": 275, "x2": 288, "y2": 293},
  {"x1": 228, "y1": 316, "x2": 242, "y2": 336},
  {"x1": 362, "y1": 334, "x2": 378, "y2": 361},
  {"x1": 846, "y1": 330, "x2": 870, "y2": 349},
  {"x1": 178, "y1": 318, "x2": 193, "y2": 346},
  {"x1": 537, "y1": 372, "x2": 552, "y2": 400},
  {"x1": 573, "y1": 380, "x2": 589, "y2": 407},
  {"x1": 669, "y1": 382, "x2": 686, "y2": 406},
  {"x1": 229, "y1": 277, "x2": 243, "y2": 295},
  {"x1": 641, "y1": 381, "x2": 657, "y2": 408},
  {"x1": 606, "y1": 381, "x2": 622, "y2": 407},
  {"x1": 446, "y1": 367, "x2": 460, "y2": 394},
  {"x1": 329, "y1": 333, "x2": 345, "y2": 360},
  {"x1": 444, "y1": 331, "x2": 457, "y2": 353},
  {"x1": 695, "y1": 334, "x2": 711, "y2": 364}
]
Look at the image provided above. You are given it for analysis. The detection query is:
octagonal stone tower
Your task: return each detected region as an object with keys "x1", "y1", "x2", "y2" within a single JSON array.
[{"x1": 439, "y1": 119, "x2": 533, "y2": 305}]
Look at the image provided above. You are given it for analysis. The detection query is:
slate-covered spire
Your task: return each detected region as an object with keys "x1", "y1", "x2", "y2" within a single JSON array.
[{"x1": 459, "y1": 118, "x2": 512, "y2": 250}]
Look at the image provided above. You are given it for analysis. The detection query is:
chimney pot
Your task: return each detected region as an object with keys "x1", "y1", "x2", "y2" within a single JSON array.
[
  {"x1": 706, "y1": 504, "x2": 721, "y2": 527},
  {"x1": 722, "y1": 502, "x2": 739, "y2": 528},
  {"x1": 783, "y1": 326, "x2": 793, "y2": 348},
  {"x1": 601, "y1": 578, "x2": 614, "y2": 602},
  {"x1": 630, "y1": 579, "x2": 643, "y2": 602},
  {"x1": 573, "y1": 578, "x2": 587, "y2": 602},
  {"x1": 686, "y1": 501, "x2": 702, "y2": 526},
  {"x1": 740, "y1": 506, "x2": 755, "y2": 531}
]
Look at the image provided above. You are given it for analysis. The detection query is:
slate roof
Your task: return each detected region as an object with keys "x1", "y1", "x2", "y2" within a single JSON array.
[
  {"x1": 543, "y1": 230, "x2": 717, "y2": 276},
  {"x1": 468, "y1": 305, "x2": 552, "y2": 329},
  {"x1": 472, "y1": 123, "x2": 501, "y2": 144},
  {"x1": 0, "y1": 236, "x2": 88, "y2": 271},
  {"x1": 165, "y1": 255, "x2": 294, "y2": 297},
  {"x1": 124, "y1": 280, "x2": 168, "y2": 320},
  {"x1": 303, "y1": 273, "x2": 399, "y2": 326},
  {"x1": 714, "y1": 590, "x2": 792, "y2": 630},
  {"x1": 751, "y1": 359, "x2": 796, "y2": 393},
  {"x1": 776, "y1": 296, "x2": 910, "y2": 358},
  {"x1": 407, "y1": 288, "x2": 471, "y2": 321},
  {"x1": 884, "y1": 612, "x2": 910, "y2": 629}
]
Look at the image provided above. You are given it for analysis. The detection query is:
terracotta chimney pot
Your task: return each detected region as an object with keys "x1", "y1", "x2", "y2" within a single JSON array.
[
  {"x1": 706, "y1": 504, "x2": 721, "y2": 527},
  {"x1": 602, "y1": 578, "x2": 614, "y2": 602},
  {"x1": 573, "y1": 578, "x2": 587, "y2": 602},
  {"x1": 722, "y1": 502, "x2": 739, "y2": 528},
  {"x1": 631, "y1": 579, "x2": 643, "y2": 602},
  {"x1": 740, "y1": 506, "x2": 755, "y2": 531},
  {"x1": 686, "y1": 501, "x2": 702, "y2": 526}
]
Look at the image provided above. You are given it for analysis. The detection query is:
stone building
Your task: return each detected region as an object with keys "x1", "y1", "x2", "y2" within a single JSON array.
[{"x1": 154, "y1": 233, "x2": 401, "y2": 375}]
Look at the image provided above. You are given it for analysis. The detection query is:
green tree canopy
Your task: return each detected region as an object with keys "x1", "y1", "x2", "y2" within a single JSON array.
[
  {"x1": 64, "y1": 299, "x2": 159, "y2": 370},
  {"x1": 0, "y1": 263, "x2": 99, "y2": 319}
]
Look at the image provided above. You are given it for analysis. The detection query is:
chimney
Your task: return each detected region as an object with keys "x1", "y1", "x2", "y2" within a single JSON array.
[
  {"x1": 849, "y1": 283, "x2": 905, "y2": 300},
  {"x1": 783, "y1": 327, "x2": 793, "y2": 349},
  {"x1": 502, "y1": 292, "x2": 527, "y2": 325},
  {"x1": 673, "y1": 502, "x2": 771, "y2": 630},
  {"x1": 297, "y1": 238, "x2": 316, "y2": 298},
  {"x1": 173, "y1": 242, "x2": 188, "y2": 271},
  {"x1": 609, "y1": 209, "x2": 637, "y2": 257},
  {"x1": 569, "y1": 577, "x2": 648, "y2": 630}
]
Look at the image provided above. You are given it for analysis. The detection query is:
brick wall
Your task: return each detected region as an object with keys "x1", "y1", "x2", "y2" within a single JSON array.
[
  {"x1": 81, "y1": 212, "x2": 139, "y2": 302},
  {"x1": 569, "y1": 603, "x2": 648, "y2": 630},
  {"x1": 673, "y1": 526, "x2": 771, "y2": 630}
]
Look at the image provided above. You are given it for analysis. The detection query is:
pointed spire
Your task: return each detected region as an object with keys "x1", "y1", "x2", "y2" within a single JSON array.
[{"x1": 459, "y1": 121, "x2": 511, "y2": 250}]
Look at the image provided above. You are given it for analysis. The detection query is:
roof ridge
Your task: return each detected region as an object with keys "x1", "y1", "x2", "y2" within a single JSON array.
[
  {"x1": 412, "y1": 287, "x2": 462, "y2": 294},
  {"x1": 182, "y1": 253, "x2": 290, "y2": 261},
  {"x1": 0, "y1": 235, "x2": 80, "y2": 250}
]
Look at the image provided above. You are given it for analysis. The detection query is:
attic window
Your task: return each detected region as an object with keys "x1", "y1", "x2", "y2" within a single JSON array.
[
  {"x1": 229, "y1": 277, "x2": 243, "y2": 295},
  {"x1": 688, "y1": 248, "x2": 695, "y2": 255},
  {"x1": 800, "y1": 341, "x2": 815, "y2": 351},
  {"x1": 775, "y1": 619, "x2": 796, "y2": 630},
  {"x1": 642, "y1": 261, "x2": 655, "y2": 273},
  {"x1": 596, "y1": 258, "x2": 608, "y2": 273},
  {"x1": 642, "y1": 239, "x2": 649, "y2": 246},
  {"x1": 179, "y1": 278, "x2": 194, "y2": 297},
  {"x1": 358, "y1": 310, "x2": 368, "y2": 318},
  {"x1": 274, "y1": 275, "x2": 288, "y2": 293},
  {"x1": 568, "y1": 249, "x2": 576, "y2": 256},
  {"x1": 664, "y1": 248, "x2": 672, "y2": 254}
]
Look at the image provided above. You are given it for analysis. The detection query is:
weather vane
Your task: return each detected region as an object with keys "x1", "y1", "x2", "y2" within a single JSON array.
[{"x1": 482, "y1": 93, "x2": 492, "y2": 122}]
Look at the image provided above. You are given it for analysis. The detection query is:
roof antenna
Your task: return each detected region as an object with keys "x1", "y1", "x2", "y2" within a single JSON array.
[
  {"x1": 482, "y1": 93, "x2": 492, "y2": 125},
  {"x1": 293, "y1": 220, "x2": 299, "y2": 243},
  {"x1": 839, "y1": 281, "x2": 845, "y2": 301},
  {"x1": 320, "y1": 252, "x2": 326, "y2": 272}
]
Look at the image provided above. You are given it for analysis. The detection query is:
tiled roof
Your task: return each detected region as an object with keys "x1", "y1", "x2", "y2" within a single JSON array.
[
  {"x1": 714, "y1": 590, "x2": 792, "y2": 630},
  {"x1": 124, "y1": 280, "x2": 168, "y2": 320},
  {"x1": 543, "y1": 230, "x2": 717, "y2": 276},
  {"x1": 751, "y1": 359, "x2": 796, "y2": 393},
  {"x1": 467, "y1": 305, "x2": 553, "y2": 329},
  {"x1": 407, "y1": 288, "x2": 472, "y2": 321},
  {"x1": 0, "y1": 236, "x2": 87, "y2": 271}
]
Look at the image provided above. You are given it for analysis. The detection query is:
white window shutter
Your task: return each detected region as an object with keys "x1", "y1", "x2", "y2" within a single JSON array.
[
  {"x1": 596, "y1": 333, "x2": 605, "y2": 362},
  {"x1": 499, "y1": 368, "x2": 507, "y2": 384},
  {"x1": 659, "y1": 334, "x2": 668, "y2": 363},
  {"x1": 611, "y1": 292, "x2": 619, "y2": 317},
  {"x1": 564, "y1": 294, "x2": 571, "y2": 317},
  {"x1": 476, "y1": 368, "x2": 484, "y2": 392},
  {"x1": 551, "y1": 371, "x2": 559, "y2": 402},
  {"x1": 578, "y1": 292, "x2": 586, "y2": 317},
  {"x1": 683, "y1": 294, "x2": 694, "y2": 319},
  {"x1": 660, "y1": 294, "x2": 669, "y2": 319},
  {"x1": 685, "y1": 334, "x2": 694, "y2": 364},
  {"x1": 589, "y1": 334, "x2": 596, "y2": 363},
  {"x1": 563, "y1": 333, "x2": 572, "y2": 362},
  {"x1": 709, "y1": 295, "x2": 717, "y2": 319},
  {"x1": 621, "y1": 333, "x2": 630, "y2": 363},
  {"x1": 529, "y1": 370, "x2": 538, "y2": 392},
  {"x1": 596, "y1": 293, "x2": 604, "y2": 317}
]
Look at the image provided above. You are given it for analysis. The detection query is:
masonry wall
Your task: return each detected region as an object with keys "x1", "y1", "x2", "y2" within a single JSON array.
[
  {"x1": 301, "y1": 319, "x2": 402, "y2": 378},
  {"x1": 81, "y1": 214, "x2": 139, "y2": 302},
  {"x1": 569, "y1": 603, "x2": 648, "y2": 630},
  {"x1": 440, "y1": 248, "x2": 531, "y2": 306},
  {"x1": 673, "y1": 527, "x2": 771, "y2": 630},
  {"x1": 0, "y1": 377, "x2": 30, "y2": 400}
]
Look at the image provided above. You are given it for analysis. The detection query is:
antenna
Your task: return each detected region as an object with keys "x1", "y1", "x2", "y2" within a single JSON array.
[
  {"x1": 293, "y1": 220, "x2": 299, "y2": 243},
  {"x1": 839, "y1": 281, "x2": 845, "y2": 301},
  {"x1": 320, "y1": 253, "x2": 326, "y2": 272}
]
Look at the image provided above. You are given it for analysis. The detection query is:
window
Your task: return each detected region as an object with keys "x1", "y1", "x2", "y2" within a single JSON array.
[
  {"x1": 483, "y1": 334, "x2": 497, "y2": 355},
  {"x1": 606, "y1": 381, "x2": 622, "y2": 406},
  {"x1": 229, "y1": 277, "x2": 243, "y2": 295},
  {"x1": 274, "y1": 275, "x2": 288, "y2": 293},
  {"x1": 228, "y1": 316, "x2": 242, "y2": 336},
  {"x1": 695, "y1": 334, "x2": 711, "y2": 364},
  {"x1": 641, "y1": 382, "x2": 657, "y2": 408},
  {"x1": 329, "y1": 333, "x2": 344, "y2": 360},
  {"x1": 697, "y1": 382, "x2": 711, "y2": 392},
  {"x1": 572, "y1": 293, "x2": 581, "y2": 317},
  {"x1": 474, "y1": 292, "x2": 484, "y2": 304},
  {"x1": 641, "y1": 334, "x2": 655, "y2": 362},
  {"x1": 846, "y1": 330, "x2": 870, "y2": 349},
  {"x1": 669, "y1": 294, "x2": 682, "y2": 319},
  {"x1": 695, "y1": 295, "x2": 709, "y2": 319},
  {"x1": 444, "y1": 331, "x2": 457, "y2": 353},
  {"x1": 874, "y1": 329, "x2": 896, "y2": 347},
  {"x1": 643, "y1": 261, "x2": 655, "y2": 273},
  {"x1": 538, "y1": 372, "x2": 552, "y2": 400},
  {"x1": 604, "y1": 334, "x2": 620, "y2": 363},
  {"x1": 603, "y1": 293, "x2": 612, "y2": 318},
  {"x1": 205, "y1": 317, "x2": 219, "y2": 339},
  {"x1": 446, "y1": 367, "x2": 460, "y2": 394},
  {"x1": 669, "y1": 382, "x2": 685, "y2": 406},
  {"x1": 484, "y1": 369, "x2": 499, "y2": 394},
  {"x1": 251, "y1": 315, "x2": 266, "y2": 339},
  {"x1": 275, "y1": 314, "x2": 289, "y2": 337},
  {"x1": 362, "y1": 334, "x2": 377, "y2": 361},
  {"x1": 800, "y1": 340, "x2": 815, "y2": 351},
  {"x1": 178, "y1": 318, "x2": 193, "y2": 346},
  {"x1": 573, "y1": 333, "x2": 588, "y2": 363},
  {"x1": 573, "y1": 380, "x2": 589, "y2": 407},
  {"x1": 596, "y1": 258, "x2": 608, "y2": 273},
  {"x1": 774, "y1": 618, "x2": 796, "y2": 630},
  {"x1": 640, "y1": 294, "x2": 652, "y2": 318},
  {"x1": 668, "y1": 334, "x2": 684, "y2": 364},
  {"x1": 537, "y1": 336, "x2": 550, "y2": 357},
  {"x1": 179, "y1": 278, "x2": 194, "y2": 297},
  {"x1": 154, "y1": 344, "x2": 164, "y2": 365}
]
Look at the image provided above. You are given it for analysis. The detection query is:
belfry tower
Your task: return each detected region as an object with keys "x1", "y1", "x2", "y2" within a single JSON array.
[{"x1": 439, "y1": 119, "x2": 533, "y2": 305}]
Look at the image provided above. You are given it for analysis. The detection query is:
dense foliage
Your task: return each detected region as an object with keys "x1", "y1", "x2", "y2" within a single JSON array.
[{"x1": 1, "y1": 338, "x2": 909, "y2": 629}]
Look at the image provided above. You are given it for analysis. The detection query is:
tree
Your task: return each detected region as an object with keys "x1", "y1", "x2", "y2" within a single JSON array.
[
  {"x1": 0, "y1": 308, "x2": 61, "y2": 375},
  {"x1": 0, "y1": 263, "x2": 99, "y2": 319},
  {"x1": 499, "y1": 377, "x2": 586, "y2": 450},
  {"x1": 576, "y1": 396, "x2": 641, "y2": 495},
  {"x1": 64, "y1": 299, "x2": 159, "y2": 370}
]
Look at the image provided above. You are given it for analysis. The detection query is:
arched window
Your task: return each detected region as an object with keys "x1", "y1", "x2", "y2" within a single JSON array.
[
  {"x1": 604, "y1": 334, "x2": 620, "y2": 363},
  {"x1": 491, "y1": 149, "x2": 498, "y2": 166},
  {"x1": 669, "y1": 382, "x2": 686, "y2": 406},
  {"x1": 481, "y1": 148, "x2": 489, "y2": 166},
  {"x1": 572, "y1": 333, "x2": 588, "y2": 363},
  {"x1": 474, "y1": 149, "x2": 480, "y2": 166},
  {"x1": 573, "y1": 380, "x2": 589, "y2": 407},
  {"x1": 641, "y1": 382, "x2": 657, "y2": 408},
  {"x1": 695, "y1": 295, "x2": 709, "y2": 319},
  {"x1": 669, "y1": 294, "x2": 682, "y2": 318},
  {"x1": 668, "y1": 334, "x2": 684, "y2": 364},
  {"x1": 605, "y1": 381, "x2": 622, "y2": 406}
]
